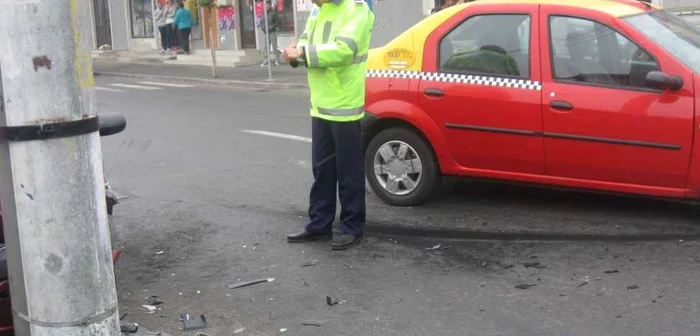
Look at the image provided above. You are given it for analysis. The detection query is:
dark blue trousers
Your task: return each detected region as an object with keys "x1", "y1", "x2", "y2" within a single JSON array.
[{"x1": 306, "y1": 117, "x2": 366, "y2": 237}]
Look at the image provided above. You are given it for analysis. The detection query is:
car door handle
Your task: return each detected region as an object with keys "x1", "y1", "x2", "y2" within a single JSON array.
[
  {"x1": 424, "y1": 88, "x2": 445, "y2": 97},
  {"x1": 550, "y1": 101, "x2": 573, "y2": 111}
]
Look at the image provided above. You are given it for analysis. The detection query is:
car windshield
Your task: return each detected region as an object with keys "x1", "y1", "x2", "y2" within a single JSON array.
[{"x1": 624, "y1": 10, "x2": 700, "y2": 73}]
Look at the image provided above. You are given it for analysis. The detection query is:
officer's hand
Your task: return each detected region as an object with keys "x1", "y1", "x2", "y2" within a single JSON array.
[
  {"x1": 282, "y1": 47, "x2": 301, "y2": 61},
  {"x1": 289, "y1": 41, "x2": 298, "y2": 49}
]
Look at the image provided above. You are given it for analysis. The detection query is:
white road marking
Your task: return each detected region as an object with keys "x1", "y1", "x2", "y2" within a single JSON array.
[
  {"x1": 138, "y1": 81, "x2": 195, "y2": 88},
  {"x1": 242, "y1": 130, "x2": 312, "y2": 143},
  {"x1": 109, "y1": 83, "x2": 162, "y2": 90},
  {"x1": 94, "y1": 86, "x2": 124, "y2": 92}
]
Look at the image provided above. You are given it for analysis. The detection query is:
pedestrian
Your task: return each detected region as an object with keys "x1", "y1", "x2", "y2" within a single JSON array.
[
  {"x1": 166, "y1": 0, "x2": 179, "y2": 51},
  {"x1": 173, "y1": 1, "x2": 195, "y2": 54},
  {"x1": 282, "y1": 0, "x2": 375, "y2": 251},
  {"x1": 261, "y1": 1, "x2": 280, "y2": 67},
  {"x1": 154, "y1": 1, "x2": 171, "y2": 53}
]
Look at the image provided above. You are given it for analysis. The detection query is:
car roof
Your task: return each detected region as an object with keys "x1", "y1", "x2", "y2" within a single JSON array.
[{"x1": 462, "y1": 0, "x2": 655, "y2": 17}]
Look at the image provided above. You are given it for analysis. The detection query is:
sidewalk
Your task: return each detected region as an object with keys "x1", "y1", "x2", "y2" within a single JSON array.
[{"x1": 93, "y1": 59, "x2": 308, "y2": 89}]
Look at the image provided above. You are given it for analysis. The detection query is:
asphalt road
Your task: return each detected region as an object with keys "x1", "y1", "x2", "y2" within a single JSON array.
[{"x1": 98, "y1": 75, "x2": 700, "y2": 336}]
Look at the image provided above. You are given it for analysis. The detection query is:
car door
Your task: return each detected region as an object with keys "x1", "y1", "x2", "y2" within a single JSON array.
[
  {"x1": 419, "y1": 4, "x2": 545, "y2": 175},
  {"x1": 540, "y1": 5, "x2": 695, "y2": 189}
]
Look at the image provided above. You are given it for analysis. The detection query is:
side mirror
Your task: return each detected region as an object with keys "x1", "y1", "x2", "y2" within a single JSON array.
[
  {"x1": 646, "y1": 71, "x2": 683, "y2": 91},
  {"x1": 98, "y1": 113, "x2": 126, "y2": 137}
]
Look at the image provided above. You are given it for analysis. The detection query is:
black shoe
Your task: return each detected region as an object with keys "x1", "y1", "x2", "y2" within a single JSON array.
[
  {"x1": 287, "y1": 230, "x2": 331, "y2": 243},
  {"x1": 331, "y1": 235, "x2": 364, "y2": 250}
]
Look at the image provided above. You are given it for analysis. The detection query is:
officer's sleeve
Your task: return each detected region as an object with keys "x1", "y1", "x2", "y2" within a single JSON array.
[{"x1": 305, "y1": 7, "x2": 372, "y2": 68}]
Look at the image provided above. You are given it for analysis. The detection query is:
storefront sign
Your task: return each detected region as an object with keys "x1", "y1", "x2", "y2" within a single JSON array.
[{"x1": 296, "y1": 0, "x2": 312, "y2": 11}]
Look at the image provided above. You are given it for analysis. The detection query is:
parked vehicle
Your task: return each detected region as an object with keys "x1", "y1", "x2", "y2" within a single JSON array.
[
  {"x1": 363, "y1": 0, "x2": 700, "y2": 206},
  {"x1": 0, "y1": 113, "x2": 126, "y2": 334}
]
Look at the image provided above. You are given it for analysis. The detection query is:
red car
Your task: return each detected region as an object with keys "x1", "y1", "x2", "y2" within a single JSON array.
[{"x1": 363, "y1": 0, "x2": 700, "y2": 206}]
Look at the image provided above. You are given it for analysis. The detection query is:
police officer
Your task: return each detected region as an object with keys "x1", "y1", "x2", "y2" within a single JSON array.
[{"x1": 282, "y1": 0, "x2": 374, "y2": 250}]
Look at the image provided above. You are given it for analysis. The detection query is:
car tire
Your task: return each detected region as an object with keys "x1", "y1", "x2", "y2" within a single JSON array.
[{"x1": 365, "y1": 127, "x2": 441, "y2": 206}]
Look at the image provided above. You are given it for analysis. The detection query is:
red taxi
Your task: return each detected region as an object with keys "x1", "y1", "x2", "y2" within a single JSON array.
[{"x1": 363, "y1": 0, "x2": 700, "y2": 206}]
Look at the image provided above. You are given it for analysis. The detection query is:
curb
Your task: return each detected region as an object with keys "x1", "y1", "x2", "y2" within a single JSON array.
[{"x1": 93, "y1": 71, "x2": 308, "y2": 89}]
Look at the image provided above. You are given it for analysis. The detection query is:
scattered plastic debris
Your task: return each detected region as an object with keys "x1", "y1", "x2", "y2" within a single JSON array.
[
  {"x1": 627, "y1": 284, "x2": 640, "y2": 290},
  {"x1": 280, "y1": 328, "x2": 288, "y2": 333},
  {"x1": 120, "y1": 322, "x2": 139, "y2": 333},
  {"x1": 515, "y1": 284, "x2": 536, "y2": 290},
  {"x1": 141, "y1": 305, "x2": 157, "y2": 313},
  {"x1": 425, "y1": 244, "x2": 441, "y2": 251},
  {"x1": 498, "y1": 262, "x2": 514, "y2": 269},
  {"x1": 604, "y1": 269, "x2": 619, "y2": 274},
  {"x1": 234, "y1": 328, "x2": 246, "y2": 334},
  {"x1": 388, "y1": 237, "x2": 398, "y2": 244},
  {"x1": 181, "y1": 313, "x2": 207, "y2": 331},
  {"x1": 155, "y1": 251, "x2": 164, "y2": 255},
  {"x1": 522, "y1": 262, "x2": 546, "y2": 269},
  {"x1": 326, "y1": 296, "x2": 340, "y2": 306},
  {"x1": 228, "y1": 278, "x2": 275, "y2": 289},
  {"x1": 302, "y1": 260, "x2": 319, "y2": 267},
  {"x1": 303, "y1": 320, "x2": 323, "y2": 327}
]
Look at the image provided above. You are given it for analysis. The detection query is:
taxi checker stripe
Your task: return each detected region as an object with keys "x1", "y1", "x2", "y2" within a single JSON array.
[{"x1": 366, "y1": 70, "x2": 542, "y2": 91}]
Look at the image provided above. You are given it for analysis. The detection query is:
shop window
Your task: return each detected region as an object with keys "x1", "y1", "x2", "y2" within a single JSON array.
[
  {"x1": 277, "y1": 0, "x2": 295, "y2": 33},
  {"x1": 130, "y1": 0, "x2": 155, "y2": 38}
]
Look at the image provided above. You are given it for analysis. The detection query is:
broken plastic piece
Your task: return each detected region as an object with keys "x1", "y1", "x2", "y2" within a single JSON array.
[
  {"x1": 302, "y1": 259, "x2": 319, "y2": 267},
  {"x1": 120, "y1": 322, "x2": 139, "y2": 333},
  {"x1": 234, "y1": 327, "x2": 246, "y2": 334},
  {"x1": 227, "y1": 278, "x2": 275, "y2": 289},
  {"x1": 181, "y1": 313, "x2": 207, "y2": 331},
  {"x1": 141, "y1": 305, "x2": 157, "y2": 313},
  {"x1": 425, "y1": 244, "x2": 441, "y2": 251},
  {"x1": 326, "y1": 296, "x2": 339, "y2": 306},
  {"x1": 514, "y1": 284, "x2": 536, "y2": 290}
]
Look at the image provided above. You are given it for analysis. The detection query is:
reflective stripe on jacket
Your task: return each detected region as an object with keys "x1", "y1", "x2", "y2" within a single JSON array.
[{"x1": 297, "y1": 0, "x2": 375, "y2": 122}]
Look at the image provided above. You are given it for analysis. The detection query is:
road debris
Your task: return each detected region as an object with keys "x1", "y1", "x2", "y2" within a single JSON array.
[
  {"x1": 120, "y1": 322, "x2": 139, "y2": 333},
  {"x1": 522, "y1": 262, "x2": 546, "y2": 269},
  {"x1": 627, "y1": 284, "x2": 640, "y2": 290},
  {"x1": 388, "y1": 237, "x2": 398, "y2": 244},
  {"x1": 604, "y1": 269, "x2": 619, "y2": 274},
  {"x1": 344, "y1": 263, "x2": 354, "y2": 270},
  {"x1": 141, "y1": 305, "x2": 157, "y2": 313},
  {"x1": 577, "y1": 282, "x2": 589, "y2": 288},
  {"x1": 514, "y1": 284, "x2": 536, "y2": 289},
  {"x1": 302, "y1": 320, "x2": 324, "y2": 327},
  {"x1": 280, "y1": 328, "x2": 288, "y2": 332},
  {"x1": 302, "y1": 259, "x2": 319, "y2": 267},
  {"x1": 326, "y1": 296, "x2": 340, "y2": 306},
  {"x1": 228, "y1": 278, "x2": 275, "y2": 289},
  {"x1": 119, "y1": 312, "x2": 129, "y2": 320},
  {"x1": 234, "y1": 328, "x2": 246, "y2": 334},
  {"x1": 425, "y1": 244, "x2": 442, "y2": 251},
  {"x1": 181, "y1": 313, "x2": 207, "y2": 331},
  {"x1": 200, "y1": 272, "x2": 215, "y2": 278},
  {"x1": 498, "y1": 262, "x2": 514, "y2": 269},
  {"x1": 145, "y1": 296, "x2": 163, "y2": 306},
  {"x1": 155, "y1": 251, "x2": 164, "y2": 255}
]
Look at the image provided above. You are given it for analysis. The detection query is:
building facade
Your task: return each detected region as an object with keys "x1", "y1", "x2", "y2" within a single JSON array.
[{"x1": 88, "y1": 0, "x2": 700, "y2": 54}]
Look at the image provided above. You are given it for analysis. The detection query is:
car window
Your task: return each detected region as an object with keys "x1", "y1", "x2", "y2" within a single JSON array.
[
  {"x1": 439, "y1": 14, "x2": 531, "y2": 78},
  {"x1": 550, "y1": 16, "x2": 660, "y2": 89},
  {"x1": 625, "y1": 10, "x2": 700, "y2": 74}
]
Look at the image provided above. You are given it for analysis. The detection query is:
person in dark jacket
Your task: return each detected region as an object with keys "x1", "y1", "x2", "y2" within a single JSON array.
[{"x1": 261, "y1": 1, "x2": 280, "y2": 67}]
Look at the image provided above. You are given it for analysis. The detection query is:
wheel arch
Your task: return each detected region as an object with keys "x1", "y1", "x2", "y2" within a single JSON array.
[{"x1": 364, "y1": 100, "x2": 458, "y2": 173}]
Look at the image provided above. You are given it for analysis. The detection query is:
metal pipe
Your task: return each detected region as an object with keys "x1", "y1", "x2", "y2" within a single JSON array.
[
  {"x1": 0, "y1": 0, "x2": 120, "y2": 334},
  {"x1": 262, "y1": 0, "x2": 273, "y2": 81}
]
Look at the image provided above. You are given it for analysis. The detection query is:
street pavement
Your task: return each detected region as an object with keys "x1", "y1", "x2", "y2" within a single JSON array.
[{"x1": 98, "y1": 74, "x2": 700, "y2": 336}]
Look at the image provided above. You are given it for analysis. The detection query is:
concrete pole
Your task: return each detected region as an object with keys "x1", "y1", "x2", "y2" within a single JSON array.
[
  {"x1": 262, "y1": 0, "x2": 274, "y2": 81},
  {"x1": 0, "y1": 0, "x2": 120, "y2": 335}
]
